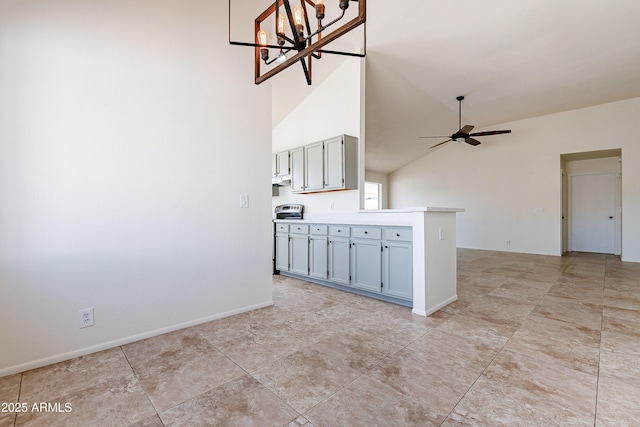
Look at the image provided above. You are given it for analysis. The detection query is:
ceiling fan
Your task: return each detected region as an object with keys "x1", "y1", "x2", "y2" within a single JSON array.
[{"x1": 420, "y1": 96, "x2": 512, "y2": 148}]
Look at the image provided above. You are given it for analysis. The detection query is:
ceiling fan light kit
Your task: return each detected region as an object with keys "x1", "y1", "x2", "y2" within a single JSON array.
[
  {"x1": 420, "y1": 96, "x2": 512, "y2": 149},
  {"x1": 229, "y1": 0, "x2": 366, "y2": 85}
]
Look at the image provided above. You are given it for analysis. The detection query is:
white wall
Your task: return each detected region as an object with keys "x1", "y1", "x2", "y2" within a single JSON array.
[
  {"x1": 389, "y1": 97, "x2": 640, "y2": 262},
  {"x1": 0, "y1": 0, "x2": 273, "y2": 375},
  {"x1": 272, "y1": 58, "x2": 363, "y2": 215}
]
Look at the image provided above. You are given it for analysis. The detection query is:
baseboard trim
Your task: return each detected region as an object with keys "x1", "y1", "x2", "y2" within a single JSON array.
[{"x1": 0, "y1": 300, "x2": 273, "y2": 378}]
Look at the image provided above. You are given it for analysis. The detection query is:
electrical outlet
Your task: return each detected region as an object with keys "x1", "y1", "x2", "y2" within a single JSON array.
[
  {"x1": 506, "y1": 240, "x2": 511, "y2": 246},
  {"x1": 79, "y1": 308, "x2": 94, "y2": 328}
]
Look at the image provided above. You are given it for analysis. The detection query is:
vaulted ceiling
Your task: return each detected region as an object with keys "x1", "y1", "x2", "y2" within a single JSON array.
[{"x1": 271, "y1": 0, "x2": 640, "y2": 174}]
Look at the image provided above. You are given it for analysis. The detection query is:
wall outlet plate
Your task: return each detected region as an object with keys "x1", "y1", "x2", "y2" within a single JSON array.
[{"x1": 79, "y1": 308, "x2": 94, "y2": 328}]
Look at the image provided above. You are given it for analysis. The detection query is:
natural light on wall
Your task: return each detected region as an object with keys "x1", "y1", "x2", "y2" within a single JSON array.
[{"x1": 364, "y1": 181, "x2": 381, "y2": 210}]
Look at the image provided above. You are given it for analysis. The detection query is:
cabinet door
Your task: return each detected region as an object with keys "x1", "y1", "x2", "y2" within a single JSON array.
[
  {"x1": 324, "y1": 136, "x2": 345, "y2": 190},
  {"x1": 351, "y1": 239, "x2": 382, "y2": 293},
  {"x1": 290, "y1": 147, "x2": 305, "y2": 192},
  {"x1": 276, "y1": 151, "x2": 290, "y2": 176},
  {"x1": 275, "y1": 234, "x2": 290, "y2": 272},
  {"x1": 383, "y1": 242, "x2": 413, "y2": 300},
  {"x1": 305, "y1": 142, "x2": 324, "y2": 191},
  {"x1": 272, "y1": 154, "x2": 277, "y2": 178},
  {"x1": 328, "y1": 237, "x2": 350, "y2": 285},
  {"x1": 309, "y1": 235, "x2": 328, "y2": 279},
  {"x1": 289, "y1": 234, "x2": 309, "y2": 276}
]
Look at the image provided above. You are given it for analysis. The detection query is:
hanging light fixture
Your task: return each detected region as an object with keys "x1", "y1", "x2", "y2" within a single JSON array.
[{"x1": 229, "y1": 0, "x2": 366, "y2": 85}]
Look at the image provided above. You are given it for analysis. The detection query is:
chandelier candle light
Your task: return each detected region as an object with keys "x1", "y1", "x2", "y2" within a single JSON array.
[{"x1": 229, "y1": 0, "x2": 366, "y2": 85}]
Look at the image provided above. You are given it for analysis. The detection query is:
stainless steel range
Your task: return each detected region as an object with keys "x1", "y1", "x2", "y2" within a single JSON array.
[{"x1": 274, "y1": 204, "x2": 304, "y2": 220}]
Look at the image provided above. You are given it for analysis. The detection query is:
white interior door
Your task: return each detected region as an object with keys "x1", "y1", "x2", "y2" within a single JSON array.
[{"x1": 570, "y1": 172, "x2": 617, "y2": 254}]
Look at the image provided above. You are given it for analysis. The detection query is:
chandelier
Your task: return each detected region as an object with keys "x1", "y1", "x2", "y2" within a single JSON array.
[{"x1": 229, "y1": 0, "x2": 366, "y2": 85}]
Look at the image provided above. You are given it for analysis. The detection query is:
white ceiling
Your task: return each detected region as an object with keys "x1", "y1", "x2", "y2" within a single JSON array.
[
  {"x1": 364, "y1": 0, "x2": 640, "y2": 173},
  {"x1": 267, "y1": 0, "x2": 640, "y2": 174}
]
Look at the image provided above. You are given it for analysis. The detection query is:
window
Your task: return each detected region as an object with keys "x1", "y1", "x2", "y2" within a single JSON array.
[{"x1": 364, "y1": 181, "x2": 382, "y2": 210}]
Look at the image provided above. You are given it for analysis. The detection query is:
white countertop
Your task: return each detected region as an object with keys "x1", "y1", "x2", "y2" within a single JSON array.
[{"x1": 273, "y1": 207, "x2": 464, "y2": 226}]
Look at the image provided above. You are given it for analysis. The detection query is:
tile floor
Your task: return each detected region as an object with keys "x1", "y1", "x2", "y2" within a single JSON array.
[{"x1": 2, "y1": 249, "x2": 639, "y2": 426}]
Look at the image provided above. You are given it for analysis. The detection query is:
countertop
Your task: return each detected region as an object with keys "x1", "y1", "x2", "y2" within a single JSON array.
[{"x1": 273, "y1": 207, "x2": 464, "y2": 226}]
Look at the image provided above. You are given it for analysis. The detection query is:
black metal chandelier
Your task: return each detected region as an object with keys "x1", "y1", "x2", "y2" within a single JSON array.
[{"x1": 229, "y1": 0, "x2": 366, "y2": 85}]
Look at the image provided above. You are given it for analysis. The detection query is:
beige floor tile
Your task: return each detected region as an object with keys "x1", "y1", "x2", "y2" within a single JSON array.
[
  {"x1": 15, "y1": 371, "x2": 155, "y2": 427},
  {"x1": 503, "y1": 313, "x2": 601, "y2": 375},
  {"x1": 366, "y1": 347, "x2": 482, "y2": 423},
  {"x1": 459, "y1": 294, "x2": 535, "y2": 328},
  {"x1": 121, "y1": 329, "x2": 245, "y2": 412},
  {"x1": 600, "y1": 316, "x2": 640, "y2": 355},
  {"x1": 407, "y1": 328, "x2": 500, "y2": 372},
  {"x1": 532, "y1": 294, "x2": 602, "y2": 329},
  {"x1": 595, "y1": 374, "x2": 640, "y2": 426},
  {"x1": 488, "y1": 279, "x2": 550, "y2": 304},
  {"x1": 213, "y1": 319, "x2": 316, "y2": 372},
  {"x1": 483, "y1": 350, "x2": 598, "y2": 416},
  {"x1": 19, "y1": 347, "x2": 133, "y2": 403},
  {"x1": 0, "y1": 374, "x2": 21, "y2": 426},
  {"x1": 159, "y1": 374, "x2": 298, "y2": 427},
  {"x1": 128, "y1": 415, "x2": 164, "y2": 427},
  {"x1": 445, "y1": 350, "x2": 597, "y2": 426},
  {"x1": 305, "y1": 375, "x2": 441, "y2": 427},
  {"x1": 444, "y1": 375, "x2": 594, "y2": 427},
  {"x1": 309, "y1": 329, "x2": 403, "y2": 372},
  {"x1": 252, "y1": 346, "x2": 363, "y2": 413},
  {"x1": 437, "y1": 311, "x2": 516, "y2": 349}
]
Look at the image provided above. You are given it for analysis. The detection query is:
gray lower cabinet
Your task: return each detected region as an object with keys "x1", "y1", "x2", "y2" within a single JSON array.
[
  {"x1": 289, "y1": 233, "x2": 309, "y2": 276},
  {"x1": 275, "y1": 222, "x2": 413, "y2": 305},
  {"x1": 309, "y1": 234, "x2": 328, "y2": 279},
  {"x1": 351, "y1": 238, "x2": 382, "y2": 293},
  {"x1": 289, "y1": 224, "x2": 309, "y2": 276},
  {"x1": 328, "y1": 236, "x2": 350, "y2": 285},
  {"x1": 382, "y1": 227, "x2": 413, "y2": 300},
  {"x1": 275, "y1": 233, "x2": 289, "y2": 272},
  {"x1": 382, "y1": 240, "x2": 413, "y2": 300}
]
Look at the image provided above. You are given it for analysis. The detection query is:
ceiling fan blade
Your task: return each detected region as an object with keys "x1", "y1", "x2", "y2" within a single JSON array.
[
  {"x1": 459, "y1": 125, "x2": 474, "y2": 134},
  {"x1": 430, "y1": 139, "x2": 452, "y2": 149},
  {"x1": 469, "y1": 130, "x2": 512, "y2": 137},
  {"x1": 465, "y1": 138, "x2": 481, "y2": 146},
  {"x1": 419, "y1": 136, "x2": 450, "y2": 139}
]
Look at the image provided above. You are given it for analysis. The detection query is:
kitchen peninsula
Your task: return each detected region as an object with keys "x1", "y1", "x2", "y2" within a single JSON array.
[{"x1": 274, "y1": 207, "x2": 464, "y2": 317}]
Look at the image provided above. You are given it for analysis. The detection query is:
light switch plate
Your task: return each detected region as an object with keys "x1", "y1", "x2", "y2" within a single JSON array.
[{"x1": 240, "y1": 194, "x2": 249, "y2": 208}]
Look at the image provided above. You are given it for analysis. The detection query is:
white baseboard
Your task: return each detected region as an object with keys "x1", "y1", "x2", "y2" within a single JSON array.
[
  {"x1": 0, "y1": 300, "x2": 273, "y2": 378},
  {"x1": 412, "y1": 294, "x2": 458, "y2": 317}
]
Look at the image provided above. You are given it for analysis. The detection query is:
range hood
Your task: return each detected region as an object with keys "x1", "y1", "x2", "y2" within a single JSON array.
[{"x1": 272, "y1": 174, "x2": 291, "y2": 186}]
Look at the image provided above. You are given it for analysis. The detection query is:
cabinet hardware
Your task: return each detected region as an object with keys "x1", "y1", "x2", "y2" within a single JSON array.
[
  {"x1": 396, "y1": 233, "x2": 400, "y2": 237},
  {"x1": 364, "y1": 231, "x2": 368, "y2": 234}
]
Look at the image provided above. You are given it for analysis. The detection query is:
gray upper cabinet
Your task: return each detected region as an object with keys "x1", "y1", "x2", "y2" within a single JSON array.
[
  {"x1": 304, "y1": 142, "x2": 324, "y2": 192},
  {"x1": 275, "y1": 151, "x2": 290, "y2": 177},
  {"x1": 289, "y1": 135, "x2": 358, "y2": 194},
  {"x1": 272, "y1": 154, "x2": 277, "y2": 178},
  {"x1": 290, "y1": 147, "x2": 305, "y2": 192}
]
